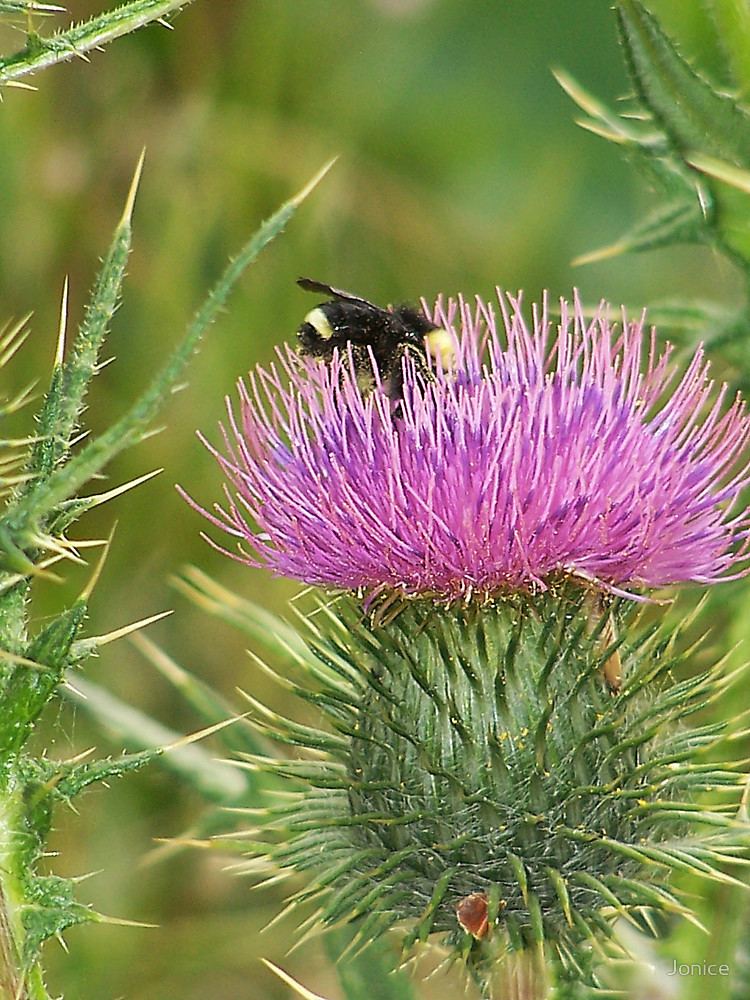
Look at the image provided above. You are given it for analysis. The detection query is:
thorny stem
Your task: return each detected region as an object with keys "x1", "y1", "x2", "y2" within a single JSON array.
[
  {"x1": 0, "y1": 0, "x2": 194, "y2": 85},
  {"x1": 0, "y1": 787, "x2": 38, "y2": 1000},
  {"x1": 0, "y1": 887, "x2": 23, "y2": 1000}
]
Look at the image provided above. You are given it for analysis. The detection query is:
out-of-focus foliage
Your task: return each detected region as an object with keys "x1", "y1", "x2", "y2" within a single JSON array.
[{"x1": 2, "y1": 1, "x2": 748, "y2": 998}]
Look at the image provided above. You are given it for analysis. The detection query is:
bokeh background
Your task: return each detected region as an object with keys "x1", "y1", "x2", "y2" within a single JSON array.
[{"x1": 0, "y1": 2, "x2": 747, "y2": 997}]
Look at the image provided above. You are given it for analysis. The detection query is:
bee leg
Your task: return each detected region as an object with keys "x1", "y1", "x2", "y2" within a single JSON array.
[
  {"x1": 351, "y1": 344, "x2": 377, "y2": 395},
  {"x1": 390, "y1": 343, "x2": 434, "y2": 407}
]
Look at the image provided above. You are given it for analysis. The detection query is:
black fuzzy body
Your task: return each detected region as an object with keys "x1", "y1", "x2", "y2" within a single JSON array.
[{"x1": 296, "y1": 278, "x2": 436, "y2": 397}]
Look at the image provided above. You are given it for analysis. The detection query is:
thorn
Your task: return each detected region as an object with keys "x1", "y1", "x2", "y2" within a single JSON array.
[
  {"x1": 64, "y1": 745, "x2": 96, "y2": 766},
  {"x1": 121, "y1": 149, "x2": 146, "y2": 229},
  {"x1": 688, "y1": 153, "x2": 750, "y2": 195},
  {"x1": 55, "y1": 277, "x2": 68, "y2": 367},
  {"x1": 0, "y1": 648, "x2": 49, "y2": 671},
  {"x1": 62, "y1": 678, "x2": 85, "y2": 698},
  {"x1": 552, "y1": 67, "x2": 608, "y2": 120},
  {"x1": 54, "y1": 932, "x2": 69, "y2": 954},
  {"x1": 130, "y1": 631, "x2": 184, "y2": 683},
  {"x1": 94, "y1": 353, "x2": 116, "y2": 372},
  {"x1": 289, "y1": 156, "x2": 338, "y2": 209},
  {"x1": 738, "y1": 775, "x2": 750, "y2": 823},
  {"x1": 33, "y1": 532, "x2": 88, "y2": 564},
  {"x1": 261, "y1": 960, "x2": 330, "y2": 1000},
  {"x1": 73, "y1": 468, "x2": 163, "y2": 509},
  {"x1": 93, "y1": 912, "x2": 158, "y2": 930},
  {"x1": 0, "y1": 527, "x2": 63, "y2": 582},
  {"x1": 571, "y1": 241, "x2": 629, "y2": 268},
  {"x1": 139, "y1": 424, "x2": 165, "y2": 442},
  {"x1": 69, "y1": 428, "x2": 90, "y2": 448},
  {"x1": 71, "y1": 869, "x2": 104, "y2": 884},
  {"x1": 65, "y1": 537, "x2": 110, "y2": 549},
  {"x1": 575, "y1": 118, "x2": 627, "y2": 144},
  {"x1": 0, "y1": 315, "x2": 31, "y2": 367},
  {"x1": 4, "y1": 79, "x2": 38, "y2": 91},
  {"x1": 80, "y1": 522, "x2": 116, "y2": 601},
  {"x1": 85, "y1": 609, "x2": 173, "y2": 648},
  {"x1": 152, "y1": 835, "x2": 212, "y2": 849},
  {"x1": 160, "y1": 713, "x2": 249, "y2": 754}
]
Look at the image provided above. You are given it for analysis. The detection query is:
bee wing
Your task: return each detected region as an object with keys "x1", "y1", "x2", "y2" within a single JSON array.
[{"x1": 297, "y1": 277, "x2": 379, "y2": 309}]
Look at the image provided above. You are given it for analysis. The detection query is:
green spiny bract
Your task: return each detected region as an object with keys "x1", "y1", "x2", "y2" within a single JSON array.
[
  {"x1": 245, "y1": 586, "x2": 748, "y2": 994},
  {"x1": 557, "y1": 3, "x2": 750, "y2": 350},
  {"x1": 0, "y1": 154, "x2": 318, "y2": 995}
]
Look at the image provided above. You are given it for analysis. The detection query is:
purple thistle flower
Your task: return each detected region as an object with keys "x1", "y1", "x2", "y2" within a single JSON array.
[{"x1": 188, "y1": 292, "x2": 750, "y2": 602}]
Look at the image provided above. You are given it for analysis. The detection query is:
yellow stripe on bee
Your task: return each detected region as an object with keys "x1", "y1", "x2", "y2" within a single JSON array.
[
  {"x1": 304, "y1": 307, "x2": 334, "y2": 340},
  {"x1": 424, "y1": 327, "x2": 456, "y2": 369}
]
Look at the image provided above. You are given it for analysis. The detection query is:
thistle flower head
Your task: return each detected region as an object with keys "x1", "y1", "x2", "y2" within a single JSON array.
[
  {"x1": 187, "y1": 290, "x2": 750, "y2": 991},
  {"x1": 197, "y1": 292, "x2": 750, "y2": 602}
]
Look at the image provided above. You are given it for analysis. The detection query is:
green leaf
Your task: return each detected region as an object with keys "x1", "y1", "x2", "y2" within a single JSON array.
[
  {"x1": 21, "y1": 874, "x2": 96, "y2": 966},
  {"x1": 1, "y1": 160, "x2": 334, "y2": 545},
  {"x1": 573, "y1": 197, "x2": 707, "y2": 266},
  {"x1": 56, "y1": 155, "x2": 143, "y2": 471},
  {"x1": 0, "y1": 600, "x2": 86, "y2": 759},
  {"x1": 704, "y1": 0, "x2": 750, "y2": 96},
  {"x1": 23, "y1": 159, "x2": 140, "y2": 494},
  {"x1": 555, "y1": 67, "x2": 716, "y2": 260},
  {"x1": 617, "y1": 0, "x2": 750, "y2": 167}
]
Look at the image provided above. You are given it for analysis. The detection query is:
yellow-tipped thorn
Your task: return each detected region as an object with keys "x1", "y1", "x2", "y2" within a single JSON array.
[
  {"x1": 93, "y1": 913, "x2": 158, "y2": 930},
  {"x1": 0, "y1": 311, "x2": 33, "y2": 345},
  {"x1": 571, "y1": 241, "x2": 629, "y2": 267},
  {"x1": 738, "y1": 776, "x2": 750, "y2": 823},
  {"x1": 575, "y1": 118, "x2": 627, "y2": 144},
  {"x1": 84, "y1": 609, "x2": 173, "y2": 649},
  {"x1": 552, "y1": 67, "x2": 609, "y2": 119},
  {"x1": 61, "y1": 678, "x2": 85, "y2": 698},
  {"x1": 152, "y1": 836, "x2": 213, "y2": 850},
  {"x1": 261, "y1": 960, "x2": 330, "y2": 1000},
  {"x1": 55, "y1": 277, "x2": 69, "y2": 367},
  {"x1": 235, "y1": 687, "x2": 278, "y2": 722},
  {"x1": 0, "y1": 648, "x2": 49, "y2": 671},
  {"x1": 34, "y1": 533, "x2": 87, "y2": 565},
  {"x1": 160, "y1": 713, "x2": 249, "y2": 754},
  {"x1": 130, "y1": 631, "x2": 182, "y2": 682},
  {"x1": 78, "y1": 468, "x2": 163, "y2": 510},
  {"x1": 27, "y1": 561, "x2": 63, "y2": 583},
  {"x1": 5, "y1": 79, "x2": 38, "y2": 91},
  {"x1": 687, "y1": 153, "x2": 750, "y2": 195},
  {"x1": 289, "y1": 156, "x2": 338, "y2": 209},
  {"x1": 0, "y1": 316, "x2": 32, "y2": 367},
  {"x1": 121, "y1": 148, "x2": 146, "y2": 229},
  {"x1": 55, "y1": 932, "x2": 69, "y2": 954},
  {"x1": 70, "y1": 870, "x2": 103, "y2": 885},
  {"x1": 64, "y1": 746, "x2": 96, "y2": 766},
  {"x1": 65, "y1": 537, "x2": 110, "y2": 549},
  {"x1": 80, "y1": 522, "x2": 116, "y2": 602}
]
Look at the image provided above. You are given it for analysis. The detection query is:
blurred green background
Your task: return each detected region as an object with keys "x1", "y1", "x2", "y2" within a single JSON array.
[{"x1": 1, "y1": 1, "x2": 747, "y2": 997}]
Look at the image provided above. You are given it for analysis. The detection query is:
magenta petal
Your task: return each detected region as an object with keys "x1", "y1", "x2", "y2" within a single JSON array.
[{"x1": 194, "y1": 291, "x2": 750, "y2": 601}]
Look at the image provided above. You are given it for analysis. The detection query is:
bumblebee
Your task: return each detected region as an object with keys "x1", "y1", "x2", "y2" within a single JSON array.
[{"x1": 296, "y1": 278, "x2": 454, "y2": 399}]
